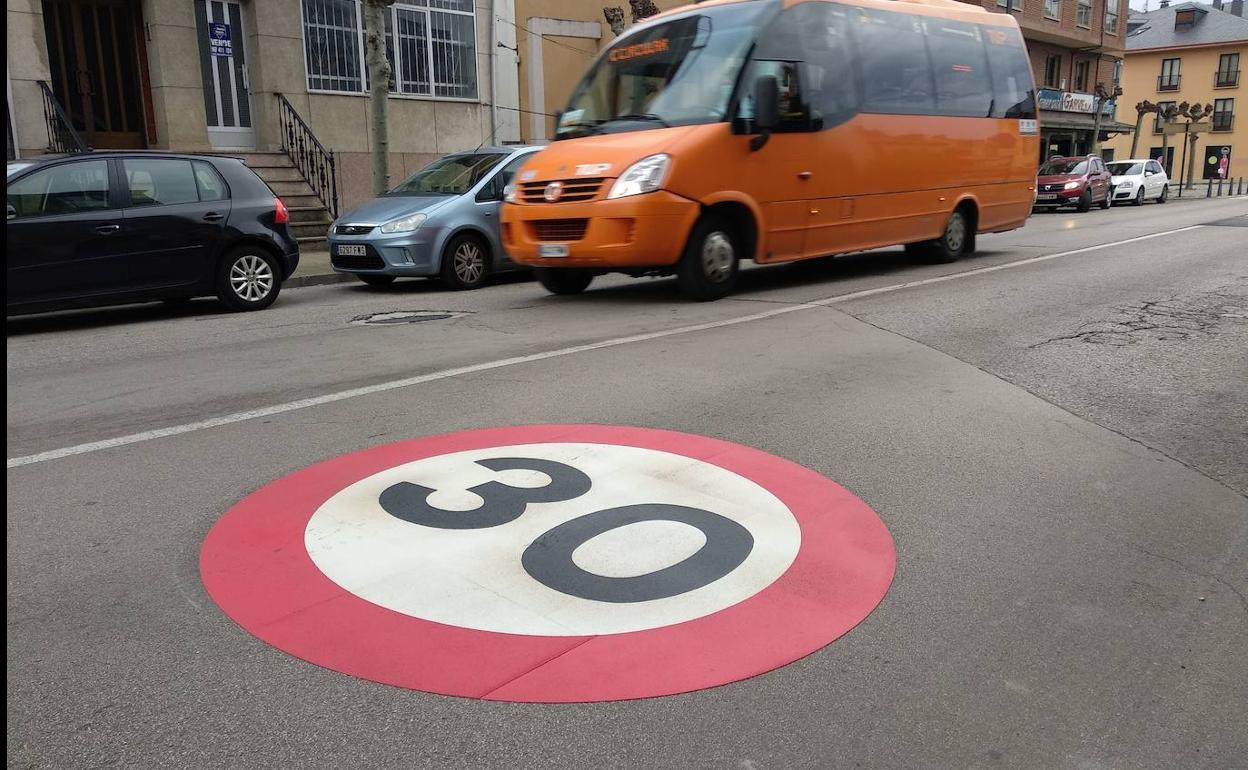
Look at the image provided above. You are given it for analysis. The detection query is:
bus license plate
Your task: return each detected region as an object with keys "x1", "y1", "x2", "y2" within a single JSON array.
[
  {"x1": 538, "y1": 244, "x2": 569, "y2": 258},
  {"x1": 336, "y1": 244, "x2": 367, "y2": 256}
]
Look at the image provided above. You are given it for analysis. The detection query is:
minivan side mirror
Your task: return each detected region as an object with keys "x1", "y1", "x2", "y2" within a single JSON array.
[
  {"x1": 6, "y1": 204, "x2": 16, "y2": 221},
  {"x1": 751, "y1": 75, "x2": 780, "y2": 152}
]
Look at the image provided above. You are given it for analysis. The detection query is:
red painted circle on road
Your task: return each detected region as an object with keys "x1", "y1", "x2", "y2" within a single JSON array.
[{"x1": 200, "y1": 425, "x2": 895, "y2": 702}]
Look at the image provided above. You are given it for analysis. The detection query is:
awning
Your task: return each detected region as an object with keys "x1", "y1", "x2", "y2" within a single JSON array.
[{"x1": 1039, "y1": 110, "x2": 1134, "y2": 134}]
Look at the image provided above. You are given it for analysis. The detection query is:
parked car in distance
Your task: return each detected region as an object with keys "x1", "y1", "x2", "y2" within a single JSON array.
[
  {"x1": 7, "y1": 152, "x2": 299, "y2": 316},
  {"x1": 1034, "y1": 155, "x2": 1113, "y2": 212},
  {"x1": 328, "y1": 146, "x2": 542, "y2": 290},
  {"x1": 1106, "y1": 159, "x2": 1170, "y2": 206}
]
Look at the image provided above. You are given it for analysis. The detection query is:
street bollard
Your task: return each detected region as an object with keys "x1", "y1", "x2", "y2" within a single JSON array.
[
  {"x1": 1240, "y1": 177, "x2": 1245, "y2": 195},
  {"x1": 1207, "y1": 179, "x2": 1213, "y2": 197}
]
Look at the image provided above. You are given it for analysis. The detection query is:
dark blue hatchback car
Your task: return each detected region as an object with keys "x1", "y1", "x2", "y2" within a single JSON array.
[{"x1": 6, "y1": 152, "x2": 300, "y2": 315}]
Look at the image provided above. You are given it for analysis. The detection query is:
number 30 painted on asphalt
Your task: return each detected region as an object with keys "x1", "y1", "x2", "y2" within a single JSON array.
[{"x1": 379, "y1": 457, "x2": 754, "y2": 603}]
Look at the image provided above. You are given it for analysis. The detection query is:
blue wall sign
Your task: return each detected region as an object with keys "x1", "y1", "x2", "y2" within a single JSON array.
[{"x1": 209, "y1": 23, "x2": 232, "y2": 57}]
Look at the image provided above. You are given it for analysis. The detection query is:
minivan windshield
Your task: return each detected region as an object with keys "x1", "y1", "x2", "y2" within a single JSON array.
[
  {"x1": 555, "y1": 2, "x2": 774, "y2": 139},
  {"x1": 1039, "y1": 159, "x2": 1089, "y2": 175},
  {"x1": 389, "y1": 153, "x2": 506, "y2": 196},
  {"x1": 1106, "y1": 161, "x2": 1144, "y2": 176}
]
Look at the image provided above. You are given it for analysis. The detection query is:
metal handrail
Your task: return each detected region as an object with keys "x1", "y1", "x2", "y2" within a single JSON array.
[
  {"x1": 1214, "y1": 70, "x2": 1240, "y2": 88},
  {"x1": 1212, "y1": 114, "x2": 1235, "y2": 132},
  {"x1": 1157, "y1": 75, "x2": 1181, "y2": 92},
  {"x1": 275, "y1": 92, "x2": 339, "y2": 218},
  {"x1": 37, "y1": 80, "x2": 88, "y2": 154}
]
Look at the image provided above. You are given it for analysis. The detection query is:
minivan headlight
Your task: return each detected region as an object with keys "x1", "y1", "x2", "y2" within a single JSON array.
[
  {"x1": 380, "y1": 212, "x2": 427, "y2": 233},
  {"x1": 607, "y1": 154, "x2": 671, "y2": 199},
  {"x1": 1063, "y1": 181, "x2": 1081, "y2": 190}
]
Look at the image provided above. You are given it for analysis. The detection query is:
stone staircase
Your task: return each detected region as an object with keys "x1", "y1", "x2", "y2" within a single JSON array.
[{"x1": 234, "y1": 151, "x2": 332, "y2": 252}]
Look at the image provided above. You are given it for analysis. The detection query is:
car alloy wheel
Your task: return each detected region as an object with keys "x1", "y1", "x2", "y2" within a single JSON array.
[
  {"x1": 453, "y1": 240, "x2": 485, "y2": 285},
  {"x1": 230, "y1": 254, "x2": 275, "y2": 303}
]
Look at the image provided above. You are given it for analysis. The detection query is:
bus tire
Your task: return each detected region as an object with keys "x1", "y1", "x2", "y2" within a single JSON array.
[
  {"x1": 677, "y1": 214, "x2": 740, "y2": 301},
  {"x1": 924, "y1": 209, "x2": 971, "y2": 264},
  {"x1": 535, "y1": 268, "x2": 594, "y2": 295}
]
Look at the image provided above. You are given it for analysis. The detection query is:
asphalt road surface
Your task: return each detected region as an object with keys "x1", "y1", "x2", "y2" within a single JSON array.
[{"x1": 8, "y1": 195, "x2": 1248, "y2": 769}]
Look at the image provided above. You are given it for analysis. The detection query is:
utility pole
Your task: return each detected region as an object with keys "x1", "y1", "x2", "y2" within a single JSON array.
[{"x1": 364, "y1": 0, "x2": 395, "y2": 196}]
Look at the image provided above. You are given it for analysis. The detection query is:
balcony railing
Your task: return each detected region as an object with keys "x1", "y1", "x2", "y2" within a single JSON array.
[
  {"x1": 1157, "y1": 75, "x2": 1181, "y2": 92},
  {"x1": 1215, "y1": 70, "x2": 1240, "y2": 88},
  {"x1": 1212, "y1": 114, "x2": 1234, "y2": 132}
]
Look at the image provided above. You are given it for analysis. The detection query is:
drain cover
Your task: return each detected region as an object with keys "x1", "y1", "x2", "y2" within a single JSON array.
[{"x1": 352, "y1": 310, "x2": 469, "y2": 326}]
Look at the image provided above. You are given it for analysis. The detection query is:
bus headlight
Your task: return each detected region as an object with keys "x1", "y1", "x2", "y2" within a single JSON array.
[{"x1": 607, "y1": 154, "x2": 671, "y2": 199}]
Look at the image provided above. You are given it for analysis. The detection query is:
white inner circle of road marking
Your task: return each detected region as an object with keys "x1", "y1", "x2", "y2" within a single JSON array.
[{"x1": 305, "y1": 443, "x2": 802, "y2": 636}]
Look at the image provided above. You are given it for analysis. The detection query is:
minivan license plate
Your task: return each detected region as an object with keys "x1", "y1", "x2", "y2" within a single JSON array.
[
  {"x1": 538, "y1": 244, "x2": 569, "y2": 258},
  {"x1": 336, "y1": 244, "x2": 368, "y2": 256}
]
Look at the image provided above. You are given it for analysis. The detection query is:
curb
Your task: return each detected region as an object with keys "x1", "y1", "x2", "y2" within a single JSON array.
[{"x1": 287, "y1": 272, "x2": 357, "y2": 289}]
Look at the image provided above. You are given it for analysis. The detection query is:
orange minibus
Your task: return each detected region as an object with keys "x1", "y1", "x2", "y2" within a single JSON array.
[{"x1": 501, "y1": 0, "x2": 1039, "y2": 300}]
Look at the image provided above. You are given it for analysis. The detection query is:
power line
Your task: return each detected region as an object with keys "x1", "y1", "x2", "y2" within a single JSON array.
[{"x1": 493, "y1": 15, "x2": 601, "y2": 58}]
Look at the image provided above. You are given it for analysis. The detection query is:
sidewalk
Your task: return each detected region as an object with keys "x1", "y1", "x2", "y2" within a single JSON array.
[{"x1": 288, "y1": 251, "x2": 355, "y2": 289}]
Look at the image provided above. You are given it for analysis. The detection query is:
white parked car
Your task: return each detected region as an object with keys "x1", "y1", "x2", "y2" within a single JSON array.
[{"x1": 1107, "y1": 159, "x2": 1170, "y2": 206}]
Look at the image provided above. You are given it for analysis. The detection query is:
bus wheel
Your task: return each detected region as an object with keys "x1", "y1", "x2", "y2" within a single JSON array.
[
  {"x1": 925, "y1": 209, "x2": 970, "y2": 264},
  {"x1": 535, "y1": 268, "x2": 594, "y2": 295},
  {"x1": 677, "y1": 215, "x2": 740, "y2": 301}
]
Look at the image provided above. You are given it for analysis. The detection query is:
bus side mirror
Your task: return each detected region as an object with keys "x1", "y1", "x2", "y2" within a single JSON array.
[{"x1": 751, "y1": 76, "x2": 779, "y2": 152}]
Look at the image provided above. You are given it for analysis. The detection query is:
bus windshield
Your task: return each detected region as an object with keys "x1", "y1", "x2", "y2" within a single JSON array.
[{"x1": 555, "y1": 2, "x2": 774, "y2": 139}]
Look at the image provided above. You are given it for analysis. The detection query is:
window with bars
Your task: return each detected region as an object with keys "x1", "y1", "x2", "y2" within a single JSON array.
[
  {"x1": 301, "y1": 0, "x2": 477, "y2": 99},
  {"x1": 1105, "y1": 0, "x2": 1120, "y2": 33},
  {"x1": 1077, "y1": 0, "x2": 1092, "y2": 27},
  {"x1": 1044, "y1": 0, "x2": 1060, "y2": 20},
  {"x1": 1212, "y1": 98, "x2": 1234, "y2": 132},
  {"x1": 1158, "y1": 58, "x2": 1181, "y2": 91},
  {"x1": 1217, "y1": 53, "x2": 1240, "y2": 88}
]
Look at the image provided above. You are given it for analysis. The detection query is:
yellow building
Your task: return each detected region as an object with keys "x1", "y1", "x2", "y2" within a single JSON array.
[{"x1": 1107, "y1": 1, "x2": 1248, "y2": 187}]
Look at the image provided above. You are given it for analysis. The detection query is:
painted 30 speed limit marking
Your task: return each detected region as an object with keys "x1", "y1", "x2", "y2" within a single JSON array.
[{"x1": 200, "y1": 425, "x2": 895, "y2": 702}]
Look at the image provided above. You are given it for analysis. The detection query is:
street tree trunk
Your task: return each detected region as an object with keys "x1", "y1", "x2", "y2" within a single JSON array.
[{"x1": 365, "y1": 0, "x2": 395, "y2": 196}]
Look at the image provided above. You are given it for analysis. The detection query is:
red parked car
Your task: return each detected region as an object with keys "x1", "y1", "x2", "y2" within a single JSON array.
[{"x1": 1034, "y1": 155, "x2": 1113, "y2": 212}]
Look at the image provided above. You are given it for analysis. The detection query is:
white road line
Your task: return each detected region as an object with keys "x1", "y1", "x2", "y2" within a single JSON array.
[{"x1": 6, "y1": 225, "x2": 1205, "y2": 469}]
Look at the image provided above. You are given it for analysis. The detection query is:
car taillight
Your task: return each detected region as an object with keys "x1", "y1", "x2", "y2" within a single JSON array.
[{"x1": 274, "y1": 197, "x2": 289, "y2": 225}]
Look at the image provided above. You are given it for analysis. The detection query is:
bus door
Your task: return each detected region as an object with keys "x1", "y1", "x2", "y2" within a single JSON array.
[{"x1": 736, "y1": 59, "x2": 822, "y2": 263}]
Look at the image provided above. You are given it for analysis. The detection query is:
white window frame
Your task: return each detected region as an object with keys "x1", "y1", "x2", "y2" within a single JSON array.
[
  {"x1": 1045, "y1": 0, "x2": 1061, "y2": 21},
  {"x1": 299, "y1": 0, "x2": 480, "y2": 103},
  {"x1": 1077, "y1": 0, "x2": 1092, "y2": 28},
  {"x1": 1105, "y1": 0, "x2": 1120, "y2": 34}
]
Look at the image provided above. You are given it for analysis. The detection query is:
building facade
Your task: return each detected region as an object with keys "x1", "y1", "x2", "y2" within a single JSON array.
[
  {"x1": 1105, "y1": 1, "x2": 1247, "y2": 185},
  {"x1": 960, "y1": 0, "x2": 1134, "y2": 159},
  {"x1": 7, "y1": 0, "x2": 498, "y2": 214}
]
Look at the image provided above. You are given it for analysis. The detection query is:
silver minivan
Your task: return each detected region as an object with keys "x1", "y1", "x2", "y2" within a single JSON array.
[{"x1": 329, "y1": 146, "x2": 541, "y2": 290}]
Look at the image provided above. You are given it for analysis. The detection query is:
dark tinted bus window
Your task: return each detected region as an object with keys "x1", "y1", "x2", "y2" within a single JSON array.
[
  {"x1": 927, "y1": 19, "x2": 992, "y2": 117},
  {"x1": 850, "y1": 8, "x2": 934, "y2": 115},
  {"x1": 791, "y1": 2, "x2": 858, "y2": 126},
  {"x1": 982, "y1": 26, "x2": 1036, "y2": 119}
]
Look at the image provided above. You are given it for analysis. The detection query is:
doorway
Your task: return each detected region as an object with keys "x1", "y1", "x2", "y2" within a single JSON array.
[
  {"x1": 42, "y1": 0, "x2": 148, "y2": 149},
  {"x1": 194, "y1": 0, "x2": 255, "y2": 150}
]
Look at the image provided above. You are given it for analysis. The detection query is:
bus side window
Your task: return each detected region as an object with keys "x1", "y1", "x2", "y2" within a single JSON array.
[
  {"x1": 926, "y1": 19, "x2": 992, "y2": 118},
  {"x1": 983, "y1": 27, "x2": 1036, "y2": 120},
  {"x1": 849, "y1": 8, "x2": 936, "y2": 116},
  {"x1": 792, "y1": 2, "x2": 859, "y2": 127}
]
